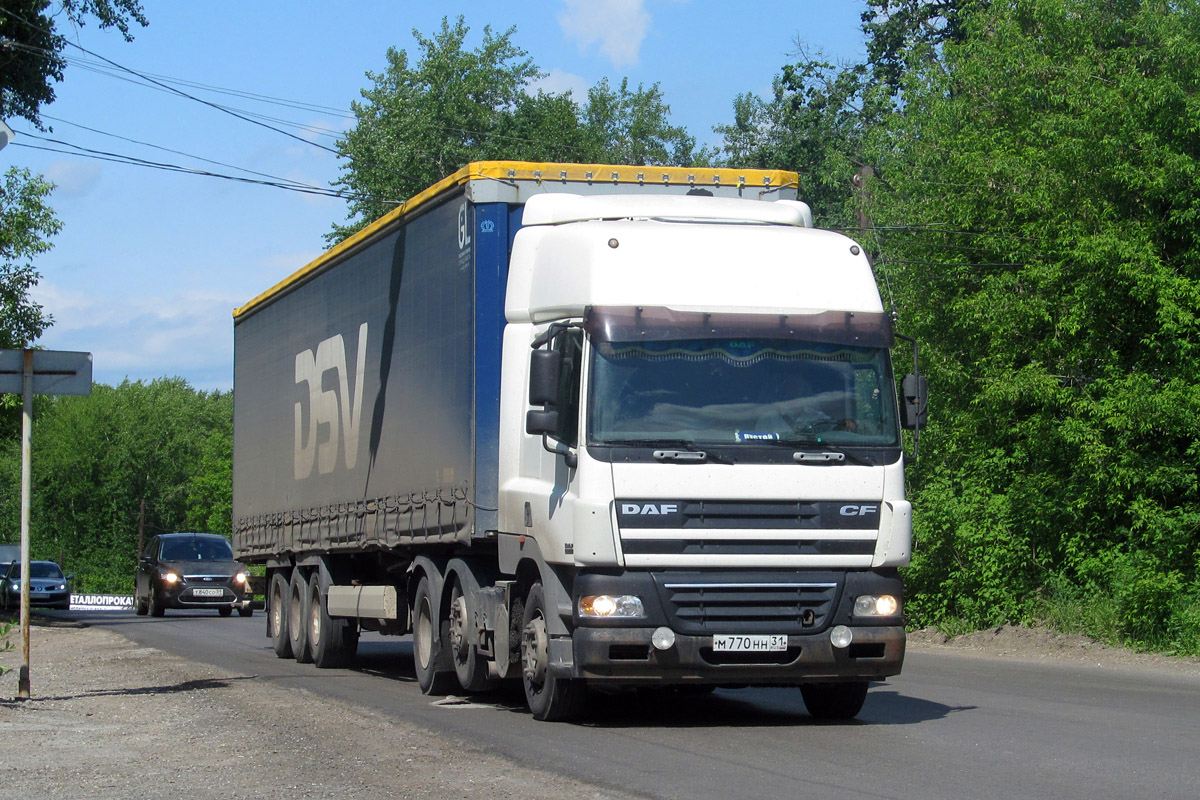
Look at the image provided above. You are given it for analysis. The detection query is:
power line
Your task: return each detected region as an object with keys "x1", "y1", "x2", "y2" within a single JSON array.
[{"x1": 0, "y1": 6, "x2": 344, "y2": 157}]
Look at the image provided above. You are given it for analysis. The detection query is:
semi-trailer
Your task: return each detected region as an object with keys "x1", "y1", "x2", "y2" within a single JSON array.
[{"x1": 231, "y1": 161, "x2": 924, "y2": 721}]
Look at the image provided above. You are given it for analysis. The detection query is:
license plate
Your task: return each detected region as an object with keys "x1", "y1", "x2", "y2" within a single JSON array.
[
  {"x1": 712, "y1": 634, "x2": 788, "y2": 652},
  {"x1": 193, "y1": 588, "x2": 224, "y2": 598}
]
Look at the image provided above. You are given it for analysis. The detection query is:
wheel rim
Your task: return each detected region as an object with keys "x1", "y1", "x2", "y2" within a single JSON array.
[
  {"x1": 290, "y1": 583, "x2": 302, "y2": 638},
  {"x1": 522, "y1": 615, "x2": 548, "y2": 687},
  {"x1": 309, "y1": 586, "x2": 321, "y2": 646},
  {"x1": 415, "y1": 595, "x2": 433, "y2": 670},
  {"x1": 449, "y1": 588, "x2": 468, "y2": 663},
  {"x1": 271, "y1": 586, "x2": 283, "y2": 638}
]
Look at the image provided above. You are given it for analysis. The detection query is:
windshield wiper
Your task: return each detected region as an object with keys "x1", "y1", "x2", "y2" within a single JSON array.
[
  {"x1": 602, "y1": 439, "x2": 732, "y2": 464},
  {"x1": 738, "y1": 437, "x2": 877, "y2": 466}
]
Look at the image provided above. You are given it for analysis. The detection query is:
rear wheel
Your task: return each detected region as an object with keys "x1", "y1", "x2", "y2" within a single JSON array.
[
  {"x1": 268, "y1": 572, "x2": 293, "y2": 658},
  {"x1": 238, "y1": 606, "x2": 253, "y2": 618},
  {"x1": 521, "y1": 582, "x2": 585, "y2": 721},
  {"x1": 800, "y1": 682, "x2": 869, "y2": 720},
  {"x1": 288, "y1": 570, "x2": 312, "y2": 663},
  {"x1": 309, "y1": 570, "x2": 357, "y2": 669},
  {"x1": 448, "y1": 580, "x2": 494, "y2": 693},
  {"x1": 412, "y1": 575, "x2": 455, "y2": 695}
]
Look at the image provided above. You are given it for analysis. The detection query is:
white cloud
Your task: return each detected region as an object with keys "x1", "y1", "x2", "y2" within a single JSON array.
[
  {"x1": 558, "y1": 0, "x2": 652, "y2": 68},
  {"x1": 31, "y1": 283, "x2": 241, "y2": 390},
  {"x1": 42, "y1": 160, "x2": 103, "y2": 198},
  {"x1": 527, "y1": 69, "x2": 592, "y2": 100}
]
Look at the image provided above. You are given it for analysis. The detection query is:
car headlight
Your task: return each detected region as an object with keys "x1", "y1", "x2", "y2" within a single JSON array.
[
  {"x1": 234, "y1": 571, "x2": 249, "y2": 584},
  {"x1": 579, "y1": 594, "x2": 645, "y2": 618},
  {"x1": 853, "y1": 594, "x2": 900, "y2": 617},
  {"x1": 9, "y1": 581, "x2": 18, "y2": 591},
  {"x1": 162, "y1": 572, "x2": 180, "y2": 585}
]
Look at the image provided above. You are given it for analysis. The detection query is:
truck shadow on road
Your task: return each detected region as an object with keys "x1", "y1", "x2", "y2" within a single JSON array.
[
  {"x1": 14, "y1": 675, "x2": 260, "y2": 703},
  {"x1": 351, "y1": 642, "x2": 969, "y2": 726}
]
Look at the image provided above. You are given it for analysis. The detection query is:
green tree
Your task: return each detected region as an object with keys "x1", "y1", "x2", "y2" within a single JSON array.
[
  {"x1": 0, "y1": 166, "x2": 58, "y2": 349},
  {"x1": 330, "y1": 17, "x2": 702, "y2": 242},
  {"x1": 0, "y1": 0, "x2": 148, "y2": 128},
  {"x1": 0, "y1": 379, "x2": 234, "y2": 592},
  {"x1": 867, "y1": 0, "x2": 1200, "y2": 650}
]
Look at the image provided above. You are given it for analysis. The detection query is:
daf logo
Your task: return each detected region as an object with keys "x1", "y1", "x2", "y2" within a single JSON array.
[
  {"x1": 840, "y1": 504, "x2": 879, "y2": 516},
  {"x1": 621, "y1": 503, "x2": 679, "y2": 516}
]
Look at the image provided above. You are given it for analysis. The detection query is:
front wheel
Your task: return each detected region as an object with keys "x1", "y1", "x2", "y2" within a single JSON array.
[
  {"x1": 521, "y1": 583, "x2": 585, "y2": 721},
  {"x1": 800, "y1": 681, "x2": 869, "y2": 720},
  {"x1": 218, "y1": 607, "x2": 233, "y2": 617},
  {"x1": 148, "y1": 584, "x2": 165, "y2": 617}
]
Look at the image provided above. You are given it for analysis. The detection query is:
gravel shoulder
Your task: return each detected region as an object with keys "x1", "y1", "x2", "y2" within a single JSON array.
[{"x1": 0, "y1": 614, "x2": 634, "y2": 800}]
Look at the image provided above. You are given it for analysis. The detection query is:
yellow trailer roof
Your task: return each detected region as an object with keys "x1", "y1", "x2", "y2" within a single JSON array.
[{"x1": 233, "y1": 161, "x2": 799, "y2": 320}]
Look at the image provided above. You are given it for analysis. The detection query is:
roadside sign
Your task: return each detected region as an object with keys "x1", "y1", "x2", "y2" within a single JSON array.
[
  {"x1": 0, "y1": 350, "x2": 92, "y2": 395},
  {"x1": 1, "y1": 348, "x2": 93, "y2": 700}
]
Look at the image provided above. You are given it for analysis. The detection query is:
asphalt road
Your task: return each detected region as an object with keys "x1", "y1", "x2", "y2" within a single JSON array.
[{"x1": 68, "y1": 609, "x2": 1200, "y2": 800}]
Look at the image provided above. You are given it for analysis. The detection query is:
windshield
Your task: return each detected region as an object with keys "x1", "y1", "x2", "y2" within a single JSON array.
[
  {"x1": 8, "y1": 562, "x2": 65, "y2": 580},
  {"x1": 588, "y1": 338, "x2": 900, "y2": 447},
  {"x1": 160, "y1": 537, "x2": 233, "y2": 562}
]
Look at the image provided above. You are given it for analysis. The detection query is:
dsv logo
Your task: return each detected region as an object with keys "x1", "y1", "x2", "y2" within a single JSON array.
[{"x1": 294, "y1": 323, "x2": 368, "y2": 479}]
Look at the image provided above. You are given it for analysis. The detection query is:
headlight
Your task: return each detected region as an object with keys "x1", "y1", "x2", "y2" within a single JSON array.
[
  {"x1": 162, "y1": 572, "x2": 180, "y2": 585},
  {"x1": 234, "y1": 571, "x2": 248, "y2": 584},
  {"x1": 579, "y1": 594, "x2": 645, "y2": 618},
  {"x1": 9, "y1": 581, "x2": 18, "y2": 591},
  {"x1": 853, "y1": 594, "x2": 900, "y2": 617}
]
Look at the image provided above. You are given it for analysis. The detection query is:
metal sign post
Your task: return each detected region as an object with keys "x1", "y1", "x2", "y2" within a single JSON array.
[{"x1": 0, "y1": 349, "x2": 92, "y2": 699}]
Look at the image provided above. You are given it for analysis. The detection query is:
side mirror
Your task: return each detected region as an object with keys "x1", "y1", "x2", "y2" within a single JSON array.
[
  {"x1": 529, "y1": 349, "x2": 561, "y2": 406},
  {"x1": 900, "y1": 373, "x2": 928, "y2": 430},
  {"x1": 526, "y1": 408, "x2": 559, "y2": 436}
]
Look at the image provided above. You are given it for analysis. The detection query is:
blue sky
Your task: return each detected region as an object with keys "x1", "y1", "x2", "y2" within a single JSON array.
[{"x1": 5, "y1": 1, "x2": 867, "y2": 391}]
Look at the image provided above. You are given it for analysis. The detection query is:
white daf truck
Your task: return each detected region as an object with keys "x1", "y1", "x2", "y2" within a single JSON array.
[{"x1": 232, "y1": 161, "x2": 924, "y2": 721}]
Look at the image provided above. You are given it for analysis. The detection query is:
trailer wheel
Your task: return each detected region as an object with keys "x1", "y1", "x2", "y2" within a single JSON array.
[
  {"x1": 412, "y1": 575, "x2": 455, "y2": 695},
  {"x1": 800, "y1": 682, "x2": 869, "y2": 720},
  {"x1": 448, "y1": 580, "x2": 495, "y2": 693},
  {"x1": 309, "y1": 570, "x2": 356, "y2": 669},
  {"x1": 521, "y1": 583, "x2": 585, "y2": 721},
  {"x1": 288, "y1": 570, "x2": 313, "y2": 663},
  {"x1": 268, "y1": 572, "x2": 293, "y2": 658}
]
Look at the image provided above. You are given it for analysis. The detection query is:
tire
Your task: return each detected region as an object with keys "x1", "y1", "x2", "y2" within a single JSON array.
[
  {"x1": 800, "y1": 682, "x2": 869, "y2": 720},
  {"x1": 134, "y1": 584, "x2": 148, "y2": 616},
  {"x1": 412, "y1": 575, "x2": 455, "y2": 695},
  {"x1": 448, "y1": 580, "x2": 495, "y2": 693},
  {"x1": 288, "y1": 570, "x2": 313, "y2": 664},
  {"x1": 309, "y1": 569, "x2": 357, "y2": 669},
  {"x1": 239, "y1": 606, "x2": 253, "y2": 618},
  {"x1": 148, "y1": 584, "x2": 165, "y2": 617},
  {"x1": 268, "y1": 572, "x2": 293, "y2": 658},
  {"x1": 218, "y1": 607, "x2": 233, "y2": 617},
  {"x1": 521, "y1": 583, "x2": 585, "y2": 721}
]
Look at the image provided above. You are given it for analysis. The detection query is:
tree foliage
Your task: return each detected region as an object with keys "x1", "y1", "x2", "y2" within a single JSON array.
[
  {"x1": 0, "y1": 0, "x2": 148, "y2": 128},
  {"x1": 0, "y1": 379, "x2": 234, "y2": 593},
  {"x1": 330, "y1": 16, "x2": 700, "y2": 242},
  {"x1": 0, "y1": 166, "x2": 58, "y2": 349},
  {"x1": 867, "y1": 0, "x2": 1200, "y2": 650}
]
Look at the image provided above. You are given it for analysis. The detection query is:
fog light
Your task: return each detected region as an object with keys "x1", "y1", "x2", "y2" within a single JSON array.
[
  {"x1": 830, "y1": 625, "x2": 854, "y2": 649},
  {"x1": 579, "y1": 594, "x2": 645, "y2": 618},
  {"x1": 651, "y1": 627, "x2": 676, "y2": 651}
]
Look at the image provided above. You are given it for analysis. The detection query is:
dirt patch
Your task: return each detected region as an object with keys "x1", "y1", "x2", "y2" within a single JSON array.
[
  {"x1": 0, "y1": 616, "x2": 635, "y2": 800},
  {"x1": 907, "y1": 622, "x2": 1200, "y2": 676}
]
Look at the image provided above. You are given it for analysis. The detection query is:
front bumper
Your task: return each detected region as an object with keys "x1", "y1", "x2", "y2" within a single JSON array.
[
  {"x1": 159, "y1": 584, "x2": 251, "y2": 609},
  {"x1": 570, "y1": 624, "x2": 904, "y2": 684},
  {"x1": 562, "y1": 567, "x2": 905, "y2": 685}
]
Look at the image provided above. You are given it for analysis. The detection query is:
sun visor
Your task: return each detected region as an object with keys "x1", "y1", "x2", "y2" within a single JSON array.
[{"x1": 583, "y1": 306, "x2": 894, "y2": 348}]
